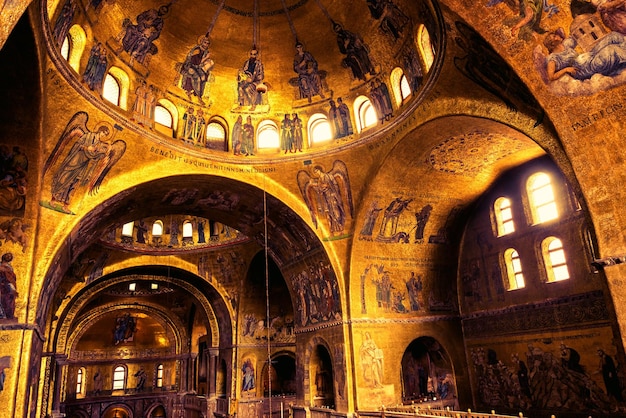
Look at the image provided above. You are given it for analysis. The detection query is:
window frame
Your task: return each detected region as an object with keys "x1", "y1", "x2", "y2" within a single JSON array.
[
  {"x1": 112, "y1": 365, "x2": 127, "y2": 390},
  {"x1": 494, "y1": 196, "x2": 515, "y2": 237},
  {"x1": 504, "y1": 248, "x2": 525, "y2": 290},
  {"x1": 542, "y1": 236, "x2": 571, "y2": 282},
  {"x1": 527, "y1": 172, "x2": 559, "y2": 225}
]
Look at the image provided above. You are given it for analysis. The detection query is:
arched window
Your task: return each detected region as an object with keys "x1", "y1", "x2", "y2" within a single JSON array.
[
  {"x1": 257, "y1": 120, "x2": 279, "y2": 150},
  {"x1": 102, "y1": 67, "x2": 130, "y2": 109},
  {"x1": 400, "y1": 75, "x2": 411, "y2": 100},
  {"x1": 61, "y1": 37, "x2": 70, "y2": 60},
  {"x1": 152, "y1": 220, "x2": 164, "y2": 237},
  {"x1": 390, "y1": 67, "x2": 408, "y2": 107},
  {"x1": 353, "y1": 95, "x2": 377, "y2": 133},
  {"x1": 308, "y1": 113, "x2": 333, "y2": 146},
  {"x1": 156, "y1": 364, "x2": 164, "y2": 388},
  {"x1": 112, "y1": 365, "x2": 126, "y2": 390},
  {"x1": 154, "y1": 105, "x2": 173, "y2": 128},
  {"x1": 182, "y1": 221, "x2": 193, "y2": 238},
  {"x1": 527, "y1": 172, "x2": 558, "y2": 224},
  {"x1": 206, "y1": 121, "x2": 227, "y2": 151},
  {"x1": 504, "y1": 248, "x2": 525, "y2": 290},
  {"x1": 63, "y1": 25, "x2": 86, "y2": 72},
  {"x1": 417, "y1": 24, "x2": 435, "y2": 73},
  {"x1": 76, "y1": 367, "x2": 85, "y2": 396},
  {"x1": 121, "y1": 221, "x2": 134, "y2": 237},
  {"x1": 102, "y1": 74, "x2": 121, "y2": 106},
  {"x1": 494, "y1": 197, "x2": 515, "y2": 236},
  {"x1": 542, "y1": 237, "x2": 570, "y2": 282}
]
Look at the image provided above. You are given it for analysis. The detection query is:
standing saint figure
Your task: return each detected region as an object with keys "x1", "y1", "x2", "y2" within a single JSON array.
[
  {"x1": 232, "y1": 115, "x2": 243, "y2": 156},
  {"x1": 360, "y1": 332, "x2": 384, "y2": 388},
  {"x1": 293, "y1": 41, "x2": 325, "y2": 102},
  {"x1": 292, "y1": 113, "x2": 303, "y2": 152},
  {"x1": 281, "y1": 114, "x2": 293, "y2": 154},
  {"x1": 237, "y1": 48, "x2": 265, "y2": 109},
  {"x1": 180, "y1": 35, "x2": 214, "y2": 105},
  {"x1": 132, "y1": 79, "x2": 149, "y2": 125},
  {"x1": 82, "y1": 42, "x2": 108, "y2": 92},
  {"x1": 241, "y1": 116, "x2": 255, "y2": 156},
  {"x1": 0, "y1": 253, "x2": 17, "y2": 320}
]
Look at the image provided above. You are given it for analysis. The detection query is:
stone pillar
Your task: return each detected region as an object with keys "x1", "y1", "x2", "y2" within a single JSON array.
[
  {"x1": 190, "y1": 352, "x2": 198, "y2": 393},
  {"x1": 51, "y1": 355, "x2": 68, "y2": 414},
  {"x1": 208, "y1": 348, "x2": 218, "y2": 398}
]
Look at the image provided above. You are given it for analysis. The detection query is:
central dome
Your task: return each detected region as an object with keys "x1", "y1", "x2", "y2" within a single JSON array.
[{"x1": 47, "y1": 0, "x2": 441, "y2": 156}]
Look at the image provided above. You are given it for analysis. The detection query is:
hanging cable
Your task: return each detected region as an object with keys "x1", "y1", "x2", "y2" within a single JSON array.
[
  {"x1": 205, "y1": 0, "x2": 227, "y2": 37},
  {"x1": 263, "y1": 177, "x2": 272, "y2": 412},
  {"x1": 312, "y1": 0, "x2": 333, "y2": 23},
  {"x1": 253, "y1": 0, "x2": 259, "y2": 49},
  {"x1": 280, "y1": 0, "x2": 298, "y2": 43}
]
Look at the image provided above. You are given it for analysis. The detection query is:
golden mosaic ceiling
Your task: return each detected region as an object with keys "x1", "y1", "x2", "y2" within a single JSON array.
[{"x1": 46, "y1": 0, "x2": 439, "y2": 146}]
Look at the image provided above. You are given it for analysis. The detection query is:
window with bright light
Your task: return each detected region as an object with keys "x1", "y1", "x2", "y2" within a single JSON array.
[
  {"x1": 504, "y1": 248, "x2": 525, "y2": 290},
  {"x1": 76, "y1": 368, "x2": 85, "y2": 395},
  {"x1": 528, "y1": 172, "x2": 558, "y2": 224},
  {"x1": 206, "y1": 122, "x2": 225, "y2": 142},
  {"x1": 156, "y1": 364, "x2": 164, "y2": 388},
  {"x1": 257, "y1": 120, "x2": 279, "y2": 149},
  {"x1": 128, "y1": 283, "x2": 136, "y2": 291},
  {"x1": 65, "y1": 25, "x2": 86, "y2": 72},
  {"x1": 418, "y1": 24, "x2": 435, "y2": 73},
  {"x1": 494, "y1": 197, "x2": 515, "y2": 236},
  {"x1": 155, "y1": 105, "x2": 173, "y2": 128},
  {"x1": 112, "y1": 366, "x2": 126, "y2": 390},
  {"x1": 102, "y1": 74, "x2": 121, "y2": 106},
  {"x1": 182, "y1": 221, "x2": 193, "y2": 238},
  {"x1": 206, "y1": 121, "x2": 227, "y2": 151},
  {"x1": 61, "y1": 37, "x2": 70, "y2": 60},
  {"x1": 400, "y1": 75, "x2": 411, "y2": 100},
  {"x1": 542, "y1": 237, "x2": 570, "y2": 282},
  {"x1": 308, "y1": 113, "x2": 333, "y2": 145},
  {"x1": 390, "y1": 67, "x2": 405, "y2": 107},
  {"x1": 152, "y1": 220, "x2": 163, "y2": 237},
  {"x1": 151, "y1": 283, "x2": 159, "y2": 290},
  {"x1": 121, "y1": 221, "x2": 134, "y2": 237},
  {"x1": 354, "y1": 96, "x2": 377, "y2": 132}
]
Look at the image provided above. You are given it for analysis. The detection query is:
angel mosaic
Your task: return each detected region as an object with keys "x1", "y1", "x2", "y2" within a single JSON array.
[
  {"x1": 297, "y1": 160, "x2": 353, "y2": 237},
  {"x1": 43, "y1": 112, "x2": 126, "y2": 214}
]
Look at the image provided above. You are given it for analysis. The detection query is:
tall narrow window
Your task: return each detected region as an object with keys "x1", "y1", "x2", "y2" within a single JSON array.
[
  {"x1": 527, "y1": 172, "x2": 558, "y2": 224},
  {"x1": 257, "y1": 120, "x2": 279, "y2": 149},
  {"x1": 102, "y1": 74, "x2": 121, "y2": 106},
  {"x1": 156, "y1": 364, "x2": 164, "y2": 388},
  {"x1": 417, "y1": 24, "x2": 435, "y2": 72},
  {"x1": 152, "y1": 220, "x2": 164, "y2": 237},
  {"x1": 308, "y1": 113, "x2": 332, "y2": 145},
  {"x1": 400, "y1": 75, "x2": 411, "y2": 100},
  {"x1": 154, "y1": 105, "x2": 173, "y2": 128},
  {"x1": 112, "y1": 365, "x2": 126, "y2": 390},
  {"x1": 206, "y1": 121, "x2": 227, "y2": 151},
  {"x1": 504, "y1": 248, "x2": 525, "y2": 290},
  {"x1": 543, "y1": 237, "x2": 570, "y2": 282},
  {"x1": 182, "y1": 221, "x2": 193, "y2": 239},
  {"x1": 390, "y1": 67, "x2": 405, "y2": 107},
  {"x1": 121, "y1": 221, "x2": 134, "y2": 237},
  {"x1": 76, "y1": 367, "x2": 85, "y2": 395},
  {"x1": 61, "y1": 37, "x2": 70, "y2": 60},
  {"x1": 494, "y1": 197, "x2": 515, "y2": 236},
  {"x1": 354, "y1": 96, "x2": 377, "y2": 132}
]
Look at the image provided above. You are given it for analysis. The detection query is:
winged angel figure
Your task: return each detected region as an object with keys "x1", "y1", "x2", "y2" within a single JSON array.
[
  {"x1": 297, "y1": 160, "x2": 354, "y2": 237},
  {"x1": 43, "y1": 112, "x2": 126, "y2": 214}
]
